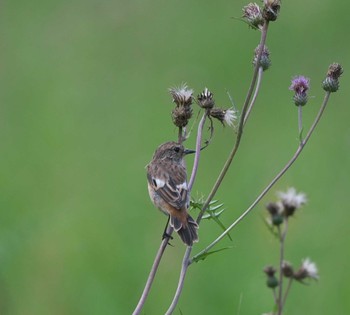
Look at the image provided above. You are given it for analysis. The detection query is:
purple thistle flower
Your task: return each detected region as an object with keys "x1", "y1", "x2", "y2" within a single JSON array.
[
  {"x1": 289, "y1": 76, "x2": 310, "y2": 94},
  {"x1": 289, "y1": 75, "x2": 310, "y2": 106}
]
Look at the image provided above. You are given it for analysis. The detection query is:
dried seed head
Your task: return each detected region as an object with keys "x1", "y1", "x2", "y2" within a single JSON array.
[
  {"x1": 294, "y1": 258, "x2": 319, "y2": 281},
  {"x1": 277, "y1": 187, "x2": 307, "y2": 217},
  {"x1": 209, "y1": 107, "x2": 237, "y2": 127},
  {"x1": 327, "y1": 63, "x2": 343, "y2": 80},
  {"x1": 322, "y1": 63, "x2": 343, "y2": 93},
  {"x1": 172, "y1": 105, "x2": 193, "y2": 128},
  {"x1": 282, "y1": 261, "x2": 294, "y2": 278},
  {"x1": 242, "y1": 3, "x2": 264, "y2": 30},
  {"x1": 169, "y1": 83, "x2": 193, "y2": 127},
  {"x1": 197, "y1": 88, "x2": 215, "y2": 109},
  {"x1": 263, "y1": 0, "x2": 281, "y2": 21},
  {"x1": 266, "y1": 202, "x2": 281, "y2": 216},
  {"x1": 263, "y1": 265, "x2": 277, "y2": 277},
  {"x1": 169, "y1": 83, "x2": 193, "y2": 107}
]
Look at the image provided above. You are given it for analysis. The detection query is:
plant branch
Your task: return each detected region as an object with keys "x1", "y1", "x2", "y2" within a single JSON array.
[
  {"x1": 132, "y1": 225, "x2": 174, "y2": 315},
  {"x1": 282, "y1": 278, "x2": 293, "y2": 311},
  {"x1": 191, "y1": 91, "x2": 331, "y2": 263},
  {"x1": 244, "y1": 66, "x2": 264, "y2": 126},
  {"x1": 165, "y1": 248, "x2": 192, "y2": 315},
  {"x1": 188, "y1": 112, "x2": 208, "y2": 191},
  {"x1": 277, "y1": 219, "x2": 288, "y2": 315}
]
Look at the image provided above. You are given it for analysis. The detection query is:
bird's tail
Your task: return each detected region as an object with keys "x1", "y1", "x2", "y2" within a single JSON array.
[{"x1": 170, "y1": 214, "x2": 199, "y2": 246}]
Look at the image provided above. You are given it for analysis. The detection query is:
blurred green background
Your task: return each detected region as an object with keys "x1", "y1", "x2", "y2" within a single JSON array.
[{"x1": 1, "y1": 0, "x2": 349, "y2": 314}]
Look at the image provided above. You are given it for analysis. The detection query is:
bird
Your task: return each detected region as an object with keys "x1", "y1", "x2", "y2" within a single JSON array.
[{"x1": 146, "y1": 141, "x2": 199, "y2": 246}]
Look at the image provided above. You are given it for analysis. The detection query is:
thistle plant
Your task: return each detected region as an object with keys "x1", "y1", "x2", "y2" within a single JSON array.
[
  {"x1": 263, "y1": 188, "x2": 319, "y2": 315},
  {"x1": 132, "y1": 1, "x2": 343, "y2": 314}
]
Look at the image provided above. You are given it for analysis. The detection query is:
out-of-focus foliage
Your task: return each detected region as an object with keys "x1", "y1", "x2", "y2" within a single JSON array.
[{"x1": 0, "y1": 0, "x2": 349, "y2": 314}]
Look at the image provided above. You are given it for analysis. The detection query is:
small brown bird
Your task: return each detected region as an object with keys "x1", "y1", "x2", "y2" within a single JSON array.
[{"x1": 146, "y1": 141, "x2": 199, "y2": 246}]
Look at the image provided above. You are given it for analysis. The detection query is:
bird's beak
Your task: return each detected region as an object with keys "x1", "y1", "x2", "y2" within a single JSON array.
[{"x1": 184, "y1": 148, "x2": 196, "y2": 155}]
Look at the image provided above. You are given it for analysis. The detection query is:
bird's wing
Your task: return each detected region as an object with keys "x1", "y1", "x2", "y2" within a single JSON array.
[{"x1": 147, "y1": 163, "x2": 188, "y2": 210}]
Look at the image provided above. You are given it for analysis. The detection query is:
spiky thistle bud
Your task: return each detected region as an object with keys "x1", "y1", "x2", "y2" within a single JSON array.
[
  {"x1": 197, "y1": 88, "x2": 215, "y2": 109},
  {"x1": 253, "y1": 45, "x2": 271, "y2": 71},
  {"x1": 322, "y1": 63, "x2": 343, "y2": 93},
  {"x1": 263, "y1": 0, "x2": 281, "y2": 21},
  {"x1": 242, "y1": 3, "x2": 264, "y2": 30},
  {"x1": 169, "y1": 83, "x2": 193, "y2": 127},
  {"x1": 263, "y1": 266, "x2": 279, "y2": 288},
  {"x1": 209, "y1": 107, "x2": 237, "y2": 127},
  {"x1": 266, "y1": 202, "x2": 283, "y2": 225},
  {"x1": 289, "y1": 76, "x2": 310, "y2": 106}
]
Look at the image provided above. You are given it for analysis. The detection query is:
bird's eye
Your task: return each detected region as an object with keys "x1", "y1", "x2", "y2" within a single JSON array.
[{"x1": 173, "y1": 146, "x2": 180, "y2": 153}]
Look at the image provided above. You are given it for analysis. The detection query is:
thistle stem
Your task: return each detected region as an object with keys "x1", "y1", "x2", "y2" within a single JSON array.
[
  {"x1": 298, "y1": 105, "x2": 303, "y2": 141},
  {"x1": 165, "y1": 248, "x2": 192, "y2": 315},
  {"x1": 188, "y1": 112, "x2": 208, "y2": 191},
  {"x1": 282, "y1": 278, "x2": 293, "y2": 310},
  {"x1": 277, "y1": 219, "x2": 288, "y2": 315},
  {"x1": 244, "y1": 66, "x2": 264, "y2": 126},
  {"x1": 132, "y1": 226, "x2": 174, "y2": 315}
]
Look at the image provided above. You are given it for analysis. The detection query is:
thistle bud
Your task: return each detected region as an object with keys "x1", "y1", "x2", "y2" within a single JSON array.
[
  {"x1": 264, "y1": 266, "x2": 279, "y2": 288},
  {"x1": 322, "y1": 63, "x2": 343, "y2": 93},
  {"x1": 242, "y1": 3, "x2": 264, "y2": 30},
  {"x1": 263, "y1": 265, "x2": 277, "y2": 277},
  {"x1": 253, "y1": 45, "x2": 271, "y2": 71}
]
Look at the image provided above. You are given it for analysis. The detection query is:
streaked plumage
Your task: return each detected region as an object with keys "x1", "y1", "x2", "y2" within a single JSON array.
[{"x1": 147, "y1": 142, "x2": 198, "y2": 246}]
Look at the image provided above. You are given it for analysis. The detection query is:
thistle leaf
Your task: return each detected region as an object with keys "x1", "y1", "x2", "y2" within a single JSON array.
[{"x1": 192, "y1": 246, "x2": 233, "y2": 263}]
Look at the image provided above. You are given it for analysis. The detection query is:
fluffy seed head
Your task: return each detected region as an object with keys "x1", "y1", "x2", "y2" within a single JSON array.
[
  {"x1": 169, "y1": 83, "x2": 193, "y2": 107},
  {"x1": 209, "y1": 108, "x2": 237, "y2": 127},
  {"x1": 294, "y1": 258, "x2": 319, "y2": 281},
  {"x1": 277, "y1": 187, "x2": 307, "y2": 217}
]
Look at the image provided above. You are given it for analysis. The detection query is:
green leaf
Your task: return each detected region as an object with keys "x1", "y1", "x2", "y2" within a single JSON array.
[
  {"x1": 190, "y1": 198, "x2": 232, "y2": 240},
  {"x1": 192, "y1": 246, "x2": 233, "y2": 263}
]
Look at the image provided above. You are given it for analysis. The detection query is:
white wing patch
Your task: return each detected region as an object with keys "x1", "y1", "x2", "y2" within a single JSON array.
[
  {"x1": 177, "y1": 182, "x2": 188, "y2": 190},
  {"x1": 153, "y1": 177, "x2": 165, "y2": 188}
]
